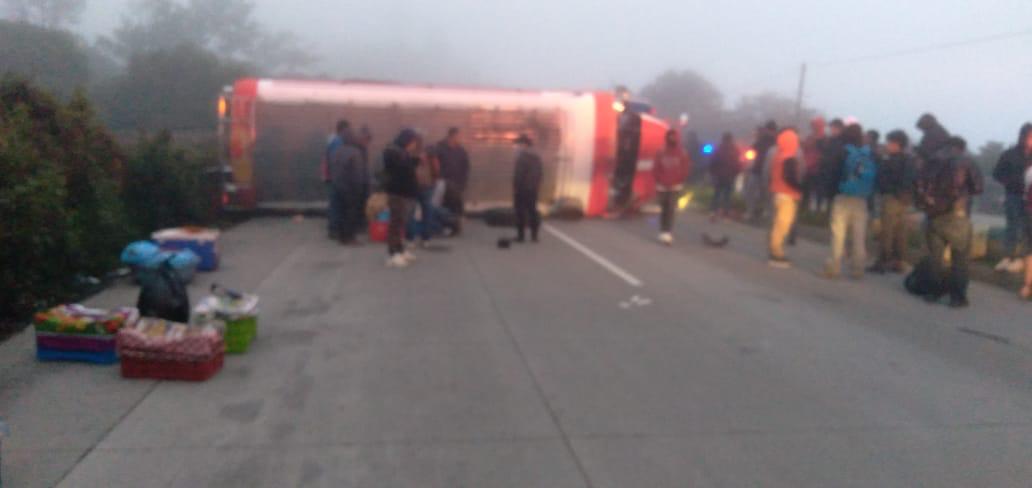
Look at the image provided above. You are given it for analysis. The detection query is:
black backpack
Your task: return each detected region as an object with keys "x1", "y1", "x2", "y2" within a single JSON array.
[
  {"x1": 904, "y1": 257, "x2": 943, "y2": 297},
  {"x1": 137, "y1": 258, "x2": 190, "y2": 322}
]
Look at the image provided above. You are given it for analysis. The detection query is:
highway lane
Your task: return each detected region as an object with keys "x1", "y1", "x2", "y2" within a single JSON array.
[{"x1": 3, "y1": 213, "x2": 1028, "y2": 487}]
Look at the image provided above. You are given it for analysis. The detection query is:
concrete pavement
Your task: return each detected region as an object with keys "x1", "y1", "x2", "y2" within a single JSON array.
[{"x1": 2, "y1": 212, "x2": 1031, "y2": 487}]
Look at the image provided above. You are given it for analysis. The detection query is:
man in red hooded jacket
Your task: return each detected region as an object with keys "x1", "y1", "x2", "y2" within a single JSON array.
[{"x1": 653, "y1": 129, "x2": 692, "y2": 245}]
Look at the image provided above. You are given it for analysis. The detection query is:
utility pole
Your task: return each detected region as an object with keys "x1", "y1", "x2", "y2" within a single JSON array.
[{"x1": 794, "y1": 63, "x2": 808, "y2": 126}]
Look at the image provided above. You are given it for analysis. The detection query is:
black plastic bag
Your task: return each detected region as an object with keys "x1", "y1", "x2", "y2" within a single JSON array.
[{"x1": 137, "y1": 258, "x2": 190, "y2": 322}]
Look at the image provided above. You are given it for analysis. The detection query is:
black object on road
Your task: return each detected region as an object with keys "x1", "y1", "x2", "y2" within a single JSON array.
[
  {"x1": 137, "y1": 258, "x2": 190, "y2": 323},
  {"x1": 702, "y1": 233, "x2": 731, "y2": 248}
]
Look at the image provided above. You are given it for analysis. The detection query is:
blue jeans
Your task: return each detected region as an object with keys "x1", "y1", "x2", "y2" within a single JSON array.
[
  {"x1": 1004, "y1": 193, "x2": 1027, "y2": 257},
  {"x1": 409, "y1": 189, "x2": 454, "y2": 241},
  {"x1": 327, "y1": 185, "x2": 342, "y2": 237}
]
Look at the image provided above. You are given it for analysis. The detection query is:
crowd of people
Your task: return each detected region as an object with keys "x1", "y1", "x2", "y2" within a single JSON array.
[
  {"x1": 321, "y1": 122, "x2": 544, "y2": 269},
  {"x1": 319, "y1": 112, "x2": 1032, "y2": 306},
  {"x1": 692, "y1": 113, "x2": 1032, "y2": 308}
]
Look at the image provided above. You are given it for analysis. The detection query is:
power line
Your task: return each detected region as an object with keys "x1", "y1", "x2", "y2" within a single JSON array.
[{"x1": 816, "y1": 28, "x2": 1032, "y2": 67}]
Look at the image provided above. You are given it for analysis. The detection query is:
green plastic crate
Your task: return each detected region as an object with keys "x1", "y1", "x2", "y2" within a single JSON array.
[{"x1": 224, "y1": 316, "x2": 257, "y2": 354}]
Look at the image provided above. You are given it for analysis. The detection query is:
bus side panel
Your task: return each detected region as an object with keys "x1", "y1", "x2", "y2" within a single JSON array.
[
  {"x1": 587, "y1": 93, "x2": 616, "y2": 217},
  {"x1": 249, "y1": 102, "x2": 563, "y2": 207},
  {"x1": 228, "y1": 79, "x2": 258, "y2": 208}
]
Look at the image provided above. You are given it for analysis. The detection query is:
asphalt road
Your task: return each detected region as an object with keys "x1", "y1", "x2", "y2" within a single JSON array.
[{"x1": 2, "y1": 212, "x2": 1031, "y2": 487}]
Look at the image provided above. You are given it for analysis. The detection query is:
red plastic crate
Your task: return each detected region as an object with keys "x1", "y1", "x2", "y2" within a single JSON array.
[{"x1": 120, "y1": 352, "x2": 224, "y2": 382}]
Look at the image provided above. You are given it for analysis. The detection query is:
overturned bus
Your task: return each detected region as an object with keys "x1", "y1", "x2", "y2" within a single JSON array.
[{"x1": 217, "y1": 78, "x2": 668, "y2": 217}]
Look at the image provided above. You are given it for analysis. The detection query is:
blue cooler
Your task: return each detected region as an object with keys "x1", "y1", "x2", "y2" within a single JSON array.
[{"x1": 152, "y1": 228, "x2": 220, "y2": 271}]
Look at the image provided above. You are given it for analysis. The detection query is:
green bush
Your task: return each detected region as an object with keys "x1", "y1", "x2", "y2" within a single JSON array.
[
  {"x1": 123, "y1": 131, "x2": 216, "y2": 234},
  {"x1": 0, "y1": 78, "x2": 131, "y2": 320}
]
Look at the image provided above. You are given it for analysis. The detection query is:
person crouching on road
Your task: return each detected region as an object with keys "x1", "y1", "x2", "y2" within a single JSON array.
[
  {"x1": 767, "y1": 128, "x2": 804, "y2": 268},
  {"x1": 654, "y1": 129, "x2": 692, "y2": 245},
  {"x1": 915, "y1": 136, "x2": 983, "y2": 308},
  {"x1": 824, "y1": 124, "x2": 878, "y2": 280},
  {"x1": 383, "y1": 129, "x2": 422, "y2": 268},
  {"x1": 869, "y1": 130, "x2": 917, "y2": 274},
  {"x1": 513, "y1": 134, "x2": 544, "y2": 243}
]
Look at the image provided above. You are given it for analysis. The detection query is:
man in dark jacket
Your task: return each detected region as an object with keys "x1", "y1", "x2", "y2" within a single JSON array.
[
  {"x1": 327, "y1": 127, "x2": 368, "y2": 245},
  {"x1": 436, "y1": 127, "x2": 471, "y2": 235},
  {"x1": 869, "y1": 130, "x2": 916, "y2": 273},
  {"x1": 513, "y1": 134, "x2": 544, "y2": 243},
  {"x1": 324, "y1": 120, "x2": 349, "y2": 239},
  {"x1": 992, "y1": 123, "x2": 1032, "y2": 272},
  {"x1": 745, "y1": 121, "x2": 778, "y2": 221},
  {"x1": 915, "y1": 136, "x2": 983, "y2": 308},
  {"x1": 382, "y1": 129, "x2": 422, "y2": 267},
  {"x1": 915, "y1": 113, "x2": 951, "y2": 166},
  {"x1": 818, "y1": 118, "x2": 847, "y2": 204}
]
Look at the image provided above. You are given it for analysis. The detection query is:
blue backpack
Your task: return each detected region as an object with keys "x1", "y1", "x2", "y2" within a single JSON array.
[{"x1": 838, "y1": 145, "x2": 878, "y2": 198}]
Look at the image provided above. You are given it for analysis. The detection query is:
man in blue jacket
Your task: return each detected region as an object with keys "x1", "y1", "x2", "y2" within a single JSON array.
[{"x1": 824, "y1": 124, "x2": 878, "y2": 280}]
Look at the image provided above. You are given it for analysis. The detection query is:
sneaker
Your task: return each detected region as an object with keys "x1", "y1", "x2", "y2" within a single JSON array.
[
  {"x1": 402, "y1": 250, "x2": 417, "y2": 262},
  {"x1": 768, "y1": 256, "x2": 792, "y2": 269},
  {"x1": 658, "y1": 233, "x2": 674, "y2": 246},
  {"x1": 995, "y1": 258, "x2": 1013, "y2": 272},
  {"x1": 386, "y1": 254, "x2": 409, "y2": 268},
  {"x1": 1006, "y1": 258, "x2": 1026, "y2": 274}
]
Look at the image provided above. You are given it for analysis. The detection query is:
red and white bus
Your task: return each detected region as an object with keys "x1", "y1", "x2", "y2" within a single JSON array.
[{"x1": 218, "y1": 78, "x2": 668, "y2": 217}]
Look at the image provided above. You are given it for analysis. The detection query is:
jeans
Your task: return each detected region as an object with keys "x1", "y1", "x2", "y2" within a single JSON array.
[
  {"x1": 711, "y1": 182, "x2": 733, "y2": 214},
  {"x1": 744, "y1": 172, "x2": 767, "y2": 220},
  {"x1": 443, "y1": 185, "x2": 465, "y2": 234},
  {"x1": 411, "y1": 188, "x2": 454, "y2": 241},
  {"x1": 770, "y1": 193, "x2": 799, "y2": 259},
  {"x1": 658, "y1": 191, "x2": 678, "y2": 232},
  {"x1": 387, "y1": 195, "x2": 413, "y2": 255},
  {"x1": 829, "y1": 196, "x2": 869, "y2": 274},
  {"x1": 514, "y1": 190, "x2": 540, "y2": 240},
  {"x1": 878, "y1": 194, "x2": 911, "y2": 265},
  {"x1": 327, "y1": 185, "x2": 342, "y2": 237},
  {"x1": 1004, "y1": 193, "x2": 1027, "y2": 258},
  {"x1": 926, "y1": 214, "x2": 972, "y2": 301}
]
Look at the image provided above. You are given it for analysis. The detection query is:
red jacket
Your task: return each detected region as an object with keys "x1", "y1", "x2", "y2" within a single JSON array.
[{"x1": 653, "y1": 146, "x2": 692, "y2": 191}]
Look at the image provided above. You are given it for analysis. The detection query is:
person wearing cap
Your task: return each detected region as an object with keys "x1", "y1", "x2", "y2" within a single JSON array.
[
  {"x1": 512, "y1": 134, "x2": 544, "y2": 243},
  {"x1": 869, "y1": 130, "x2": 916, "y2": 274}
]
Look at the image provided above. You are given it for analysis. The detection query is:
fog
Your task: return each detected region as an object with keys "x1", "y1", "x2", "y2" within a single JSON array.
[{"x1": 82, "y1": 0, "x2": 1032, "y2": 145}]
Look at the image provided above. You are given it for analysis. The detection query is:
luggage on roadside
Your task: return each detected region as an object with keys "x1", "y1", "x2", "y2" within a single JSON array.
[
  {"x1": 152, "y1": 227, "x2": 220, "y2": 271},
  {"x1": 365, "y1": 192, "x2": 389, "y2": 225},
  {"x1": 117, "y1": 318, "x2": 224, "y2": 382},
  {"x1": 904, "y1": 257, "x2": 944, "y2": 297},
  {"x1": 137, "y1": 258, "x2": 191, "y2": 323},
  {"x1": 33, "y1": 305, "x2": 139, "y2": 364},
  {"x1": 192, "y1": 285, "x2": 259, "y2": 355},
  {"x1": 369, "y1": 210, "x2": 390, "y2": 242},
  {"x1": 122, "y1": 240, "x2": 201, "y2": 285}
]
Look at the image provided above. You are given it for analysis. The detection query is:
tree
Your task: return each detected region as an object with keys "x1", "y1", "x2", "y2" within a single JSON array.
[
  {"x1": 0, "y1": 20, "x2": 90, "y2": 97},
  {"x1": 94, "y1": 43, "x2": 249, "y2": 131},
  {"x1": 0, "y1": 78, "x2": 130, "y2": 321},
  {"x1": 99, "y1": 0, "x2": 315, "y2": 74},
  {"x1": 640, "y1": 69, "x2": 725, "y2": 134},
  {"x1": 2, "y1": 0, "x2": 87, "y2": 29},
  {"x1": 724, "y1": 92, "x2": 820, "y2": 138}
]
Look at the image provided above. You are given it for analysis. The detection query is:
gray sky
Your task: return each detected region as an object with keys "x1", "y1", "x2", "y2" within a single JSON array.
[{"x1": 82, "y1": 0, "x2": 1032, "y2": 146}]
